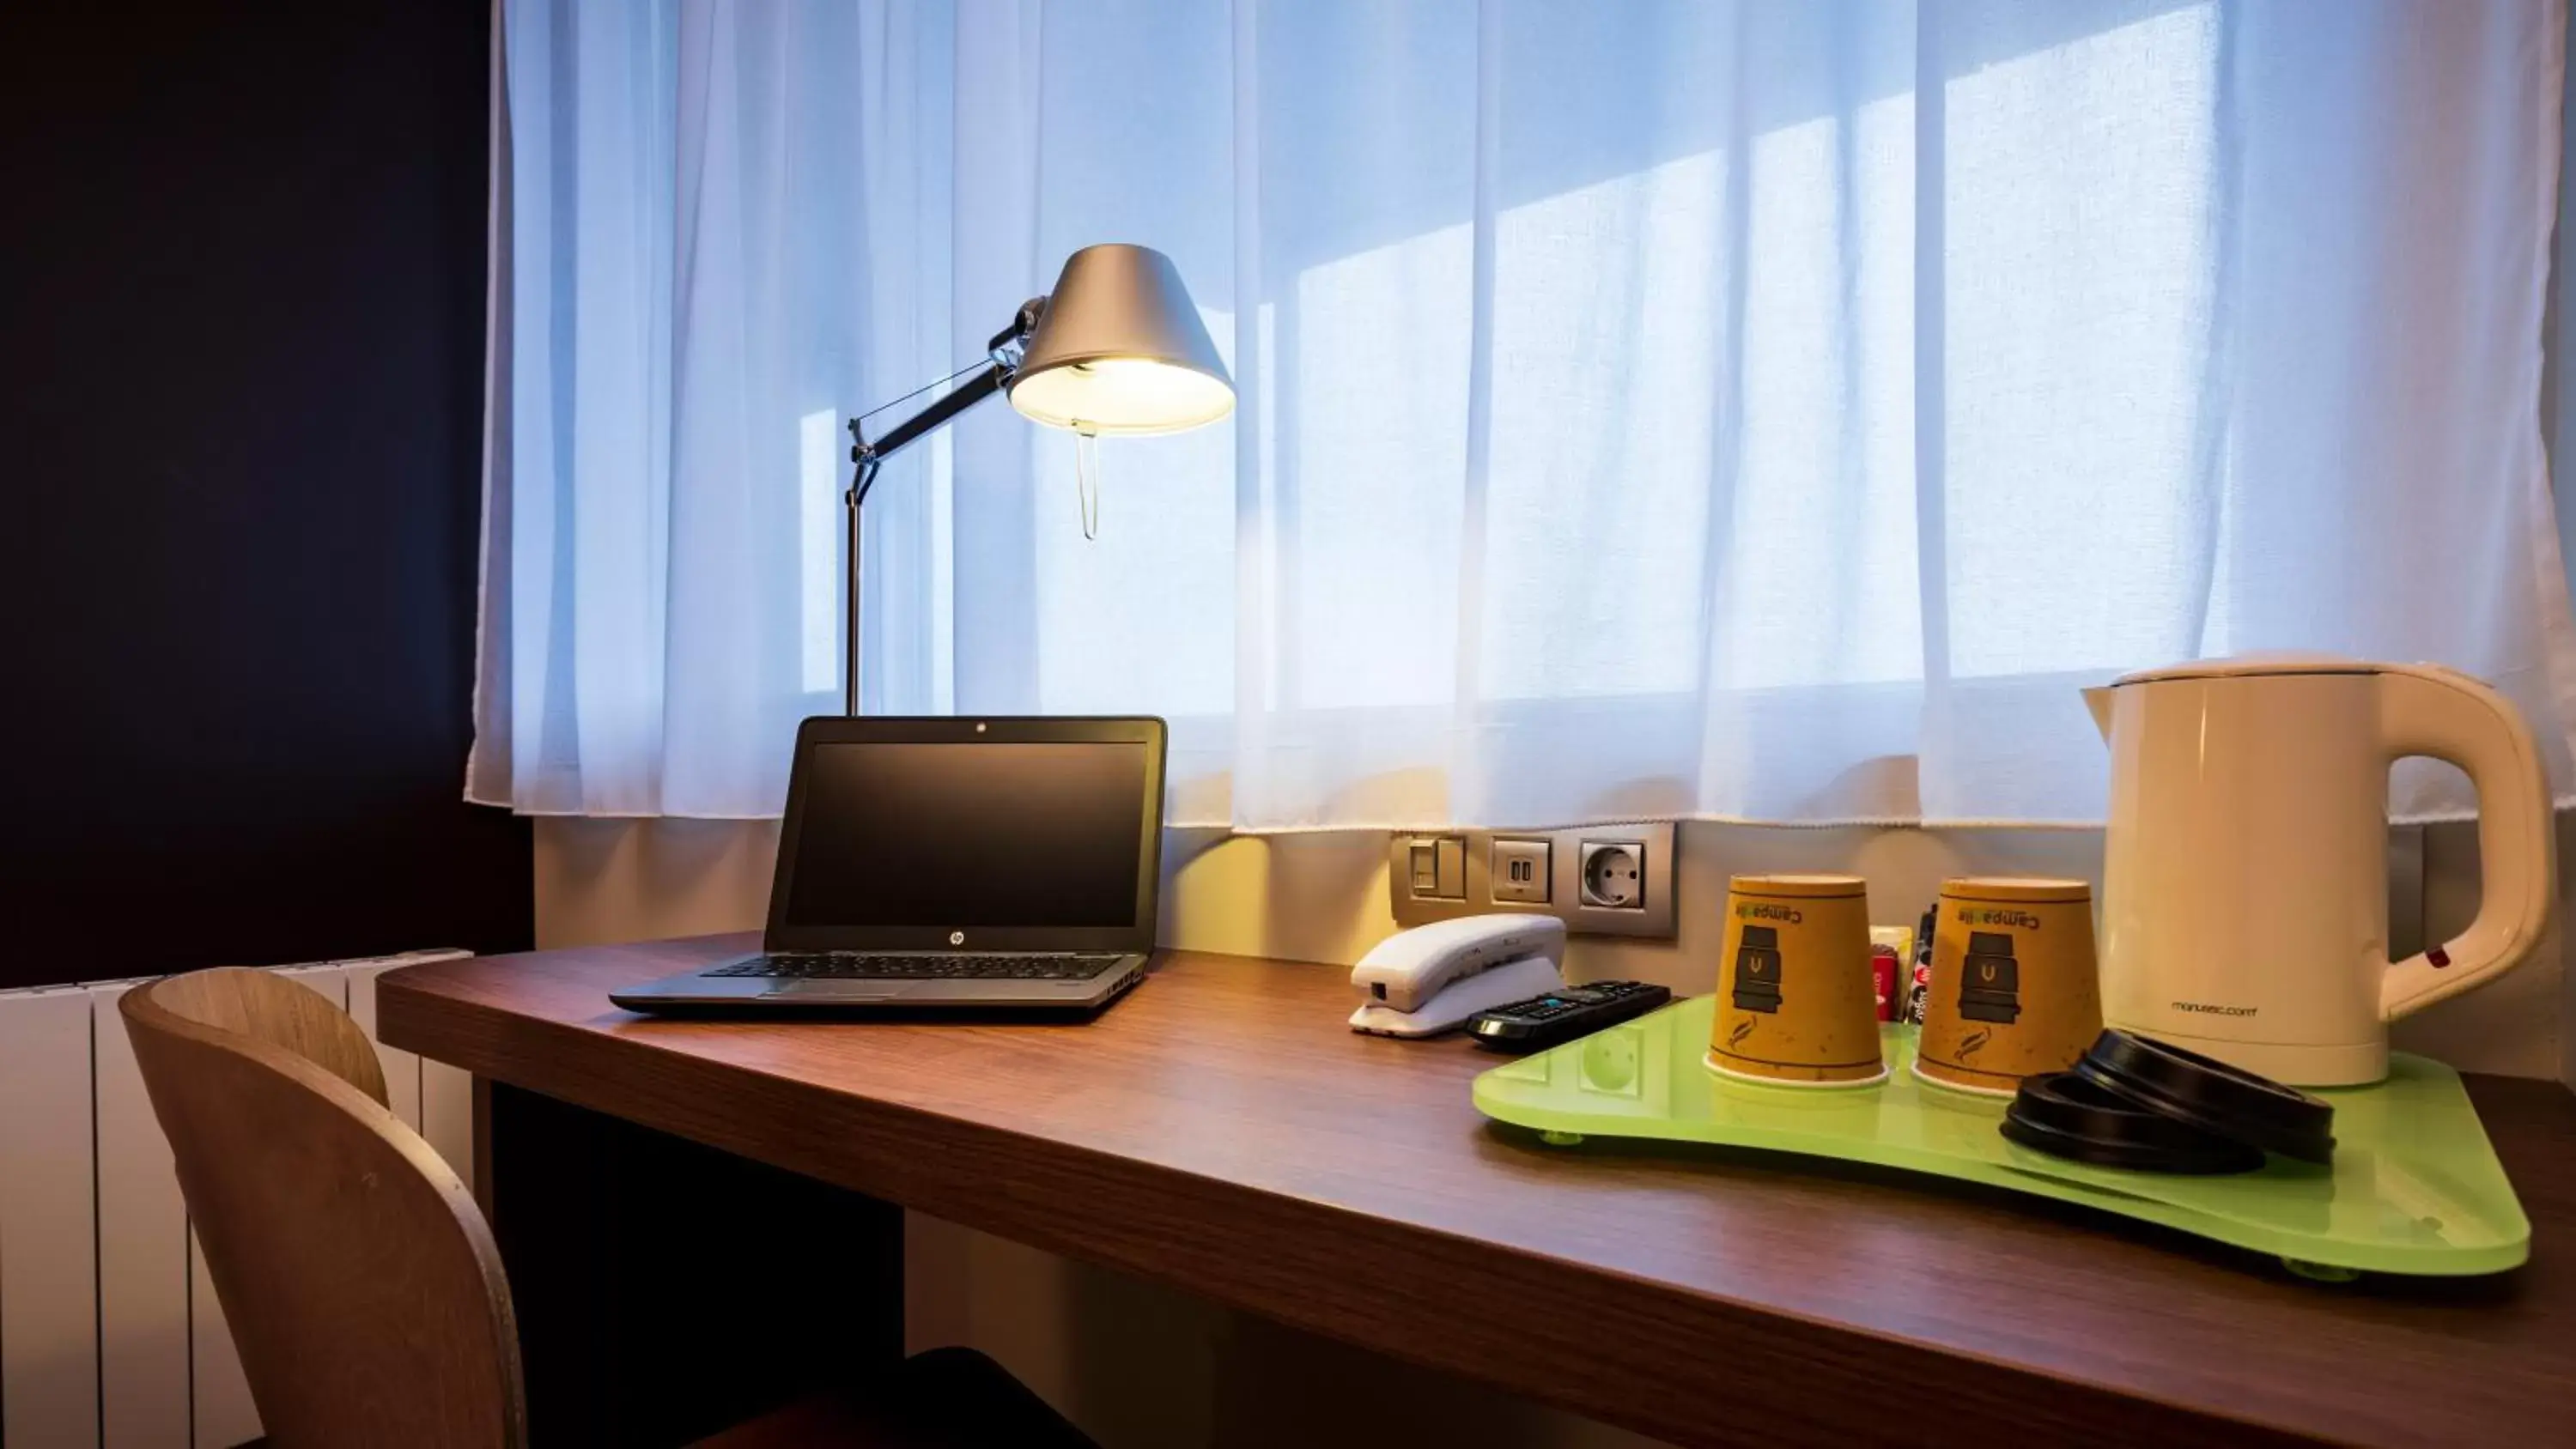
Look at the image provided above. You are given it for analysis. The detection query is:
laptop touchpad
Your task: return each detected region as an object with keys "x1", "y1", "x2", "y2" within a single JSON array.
[{"x1": 760, "y1": 981, "x2": 913, "y2": 1001}]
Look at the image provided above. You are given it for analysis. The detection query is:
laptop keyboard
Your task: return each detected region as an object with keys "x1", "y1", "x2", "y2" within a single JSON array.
[{"x1": 705, "y1": 953, "x2": 1122, "y2": 982}]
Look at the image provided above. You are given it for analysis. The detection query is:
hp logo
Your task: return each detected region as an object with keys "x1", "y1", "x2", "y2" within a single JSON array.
[{"x1": 949, "y1": 931, "x2": 965, "y2": 946}]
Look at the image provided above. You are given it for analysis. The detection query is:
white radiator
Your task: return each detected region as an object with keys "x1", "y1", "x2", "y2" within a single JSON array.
[{"x1": 0, "y1": 950, "x2": 479, "y2": 1449}]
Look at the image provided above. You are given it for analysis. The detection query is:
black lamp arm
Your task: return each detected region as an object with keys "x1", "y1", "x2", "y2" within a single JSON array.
[
  {"x1": 840, "y1": 296, "x2": 1048, "y2": 713},
  {"x1": 847, "y1": 294, "x2": 1048, "y2": 500},
  {"x1": 850, "y1": 361, "x2": 1007, "y2": 505}
]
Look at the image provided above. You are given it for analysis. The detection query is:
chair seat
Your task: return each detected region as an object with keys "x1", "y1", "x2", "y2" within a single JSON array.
[{"x1": 691, "y1": 1349, "x2": 1098, "y2": 1449}]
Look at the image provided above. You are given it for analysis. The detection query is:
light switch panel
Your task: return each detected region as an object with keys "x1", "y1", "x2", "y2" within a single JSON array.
[
  {"x1": 1402, "y1": 835, "x2": 1467, "y2": 900},
  {"x1": 1432, "y1": 837, "x2": 1466, "y2": 899},
  {"x1": 1388, "y1": 822, "x2": 1674, "y2": 937},
  {"x1": 1407, "y1": 840, "x2": 1439, "y2": 894}
]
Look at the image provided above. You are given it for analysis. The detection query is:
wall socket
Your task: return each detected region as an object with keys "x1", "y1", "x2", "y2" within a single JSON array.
[
  {"x1": 1490, "y1": 838, "x2": 1551, "y2": 904},
  {"x1": 1577, "y1": 838, "x2": 1647, "y2": 909},
  {"x1": 1386, "y1": 822, "x2": 1676, "y2": 938}
]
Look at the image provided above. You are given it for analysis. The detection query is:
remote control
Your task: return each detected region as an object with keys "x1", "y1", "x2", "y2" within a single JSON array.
[{"x1": 1468, "y1": 980, "x2": 1673, "y2": 1052}]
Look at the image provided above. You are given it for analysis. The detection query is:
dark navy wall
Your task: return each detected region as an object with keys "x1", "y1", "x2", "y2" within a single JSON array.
[{"x1": 0, "y1": 1, "x2": 529, "y2": 985}]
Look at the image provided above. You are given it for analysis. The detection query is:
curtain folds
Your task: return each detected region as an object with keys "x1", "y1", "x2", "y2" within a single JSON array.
[{"x1": 472, "y1": 0, "x2": 2576, "y2": 831}]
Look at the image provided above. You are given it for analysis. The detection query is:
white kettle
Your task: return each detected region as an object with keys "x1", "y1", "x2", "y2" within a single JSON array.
[{"x1": 2084, "y1": 656, "x2": 2555, "y2": 1086}]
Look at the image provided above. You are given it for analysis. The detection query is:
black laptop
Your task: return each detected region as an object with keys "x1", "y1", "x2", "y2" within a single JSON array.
[{"x1": 611, "y1": 715, "x2": 1165, "y2": 1014}]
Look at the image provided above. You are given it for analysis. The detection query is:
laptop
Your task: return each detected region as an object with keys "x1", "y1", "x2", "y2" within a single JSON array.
[{"x1": 610, "y1": 715, "x2": 1165, "y2": 1015}]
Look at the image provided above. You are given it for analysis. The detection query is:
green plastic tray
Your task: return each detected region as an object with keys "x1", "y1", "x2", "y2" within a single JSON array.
[{"x1": 1472, "y1": 996, "x2": 2529, "y2": 1278}]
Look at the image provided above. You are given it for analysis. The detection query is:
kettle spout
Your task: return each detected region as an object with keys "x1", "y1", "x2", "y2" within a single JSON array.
[{"x1": 2081, "y1": 686, "x2": 2115, "y2": 744}]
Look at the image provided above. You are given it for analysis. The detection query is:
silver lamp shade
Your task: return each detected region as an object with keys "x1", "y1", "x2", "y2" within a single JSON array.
[{"x1": 1007, "y1": 244, "x2": 1235, "y2": 435}]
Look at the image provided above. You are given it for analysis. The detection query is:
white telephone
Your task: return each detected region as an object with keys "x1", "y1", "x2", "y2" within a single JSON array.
[{"x1": 1348, "y1": 915, "x2": 1567, "y2": 1039}]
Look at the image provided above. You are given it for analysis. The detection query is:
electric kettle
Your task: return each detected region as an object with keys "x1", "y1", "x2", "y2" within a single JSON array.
[{"x1": 2084, "y1": 656, "x2": 2555, "y2": 1086}]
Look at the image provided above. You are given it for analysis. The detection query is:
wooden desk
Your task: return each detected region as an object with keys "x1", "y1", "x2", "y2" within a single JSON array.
[{"x1": 380, "y1": 936, "x2": 2576, "y2": 1447}]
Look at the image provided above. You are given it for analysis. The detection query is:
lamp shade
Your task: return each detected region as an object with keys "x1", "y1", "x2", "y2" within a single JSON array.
[{"x1": 1007, "y1": 244, "x2": 1235, "y2": 435}]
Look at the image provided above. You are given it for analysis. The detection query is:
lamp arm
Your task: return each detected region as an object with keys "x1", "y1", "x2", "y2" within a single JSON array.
[
  {"x1": 851, "y1": 361, "x2": 1011, "y2": 488},
  {"x1": 840, "y1": 296, "x2": 1048, "y2": 712},
  {"x1": 841, "y1": 363, "x2": 1009, "y2": 712},
  {"x1": 847, "y1": 294, "x2": 1048, "y2": 489}
]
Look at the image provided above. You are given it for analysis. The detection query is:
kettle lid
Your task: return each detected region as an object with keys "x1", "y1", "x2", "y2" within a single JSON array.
[{"x1": 2109, "y1": 652, "x2": 2383, "y2": 688}]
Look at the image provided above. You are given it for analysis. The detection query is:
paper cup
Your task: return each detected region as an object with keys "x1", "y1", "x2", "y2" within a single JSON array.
[
  {"x1": 1913, "y1": 877, "x2": 2103, "y2": 1095},
  {"x1": 1706, "y1": 875, "x2": 1886, "y2": 1088}
]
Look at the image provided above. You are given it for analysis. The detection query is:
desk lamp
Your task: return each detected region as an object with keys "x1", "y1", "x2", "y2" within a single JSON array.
[{"x1": 841, "y1": 242, "x2": 1233, "y2": 714}]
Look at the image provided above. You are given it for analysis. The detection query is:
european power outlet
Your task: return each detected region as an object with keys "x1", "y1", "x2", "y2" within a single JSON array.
[{"x1": 1577, "y1": 839, "x2": 1647, "y2": 910}]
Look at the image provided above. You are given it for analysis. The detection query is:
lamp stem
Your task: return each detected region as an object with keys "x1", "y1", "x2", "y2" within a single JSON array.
[{"x1": 844, "y1": 453, "x2": 878, "y2": 717}]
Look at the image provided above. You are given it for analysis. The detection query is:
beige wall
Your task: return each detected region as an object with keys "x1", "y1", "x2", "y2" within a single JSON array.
[{"x1": 533, "y1": 814, "x2": 2568, "y2": 1448}]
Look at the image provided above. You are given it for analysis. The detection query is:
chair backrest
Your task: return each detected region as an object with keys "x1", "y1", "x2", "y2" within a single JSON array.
[{"x1": 121, "y1": 967, "x2": 525, "y2": 1449}]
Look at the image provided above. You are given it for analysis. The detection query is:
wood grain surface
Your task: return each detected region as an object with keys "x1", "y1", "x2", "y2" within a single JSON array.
[
  {"x1": 379, "y1": 936, "x2": 2576, "y2": 1448},
  {"x1": 127, "y1": 969, "x2": 525, "y2": 1448}
]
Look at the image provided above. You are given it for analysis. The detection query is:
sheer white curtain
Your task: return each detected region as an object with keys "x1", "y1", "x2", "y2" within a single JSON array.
[{"x1": 471, "y1": 0, "x2": 2576, "y2": 829}]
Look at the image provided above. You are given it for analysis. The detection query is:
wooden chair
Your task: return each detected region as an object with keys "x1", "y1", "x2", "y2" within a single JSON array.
[{"x1": 123, "y1": 967, "x2": 1095, "y2": 1449}]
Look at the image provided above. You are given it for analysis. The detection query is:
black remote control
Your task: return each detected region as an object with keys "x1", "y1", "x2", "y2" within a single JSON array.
[{"x1": 1468, "y1": 980, "x2": 1673, "y2": 1052}]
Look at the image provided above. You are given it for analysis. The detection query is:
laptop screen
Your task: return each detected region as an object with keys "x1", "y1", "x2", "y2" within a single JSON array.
[{"x1": 780, "y1": 737, "x2": 1153, "y2": 936}]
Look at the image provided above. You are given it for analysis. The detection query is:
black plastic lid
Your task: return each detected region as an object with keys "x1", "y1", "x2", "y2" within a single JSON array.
[
  {"x1": 2001, "y1": 1072, "x2": 2266, "y2": 1175},
  {"x1": 2071, "y1": 1030, "x2": 2336, "y2": 1165}
]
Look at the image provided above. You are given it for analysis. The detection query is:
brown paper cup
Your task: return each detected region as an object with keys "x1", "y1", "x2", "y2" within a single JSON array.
[
  {"x1": 1914, "y1": 877, "x2": 2103, "y2": 1095},
  {"x1": 1706, "y1": 875, "x2": 1886, "y2": 1088}
]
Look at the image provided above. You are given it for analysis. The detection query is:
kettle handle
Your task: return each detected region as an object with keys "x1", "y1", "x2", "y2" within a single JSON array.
[{"x1": 2377, "y1": 665, "x2": 2556, "y2": 1021}]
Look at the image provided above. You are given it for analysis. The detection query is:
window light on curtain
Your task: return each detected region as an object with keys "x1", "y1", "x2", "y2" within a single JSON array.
[{"x1": 470, "y1": 0, "x2": 2576, "y2": 832}]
